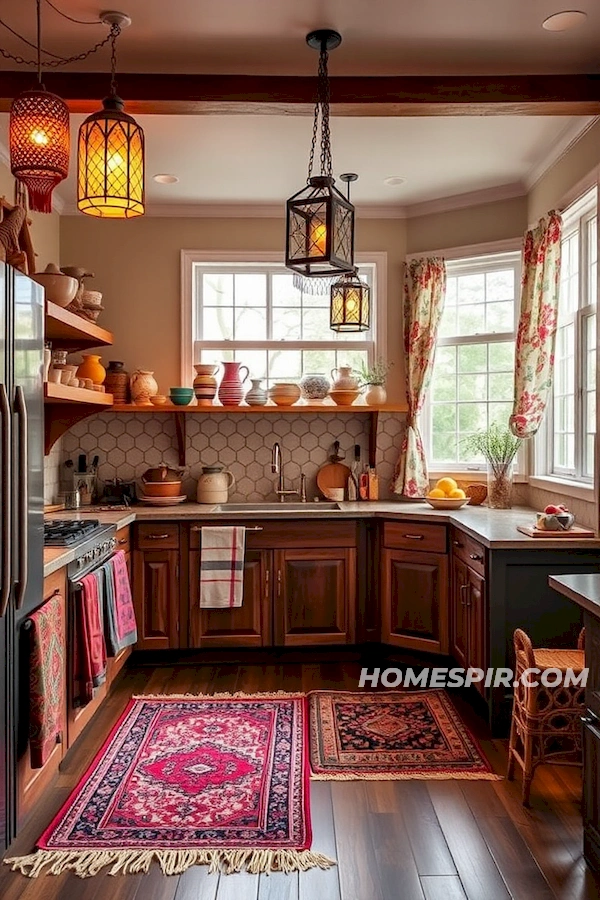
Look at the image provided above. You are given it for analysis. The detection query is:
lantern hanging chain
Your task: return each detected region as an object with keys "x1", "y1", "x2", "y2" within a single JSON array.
[
  {"x1": 109, "y1": 24, "x2": 121, "y2": 97},
  {"x1": 36, "y1": 0, "x2": 41, "y2": 84},
  {"x1": 0, "y1": 16, "x2": 116, "y2": 67},
  {"x1": 307, "y1": 43, "x2": 333, "y2": 181}
]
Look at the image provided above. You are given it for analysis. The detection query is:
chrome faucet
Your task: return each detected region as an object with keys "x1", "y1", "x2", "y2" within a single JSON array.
[{"x1": 271, "y1": 442, "x2": 300, "y2": 502}]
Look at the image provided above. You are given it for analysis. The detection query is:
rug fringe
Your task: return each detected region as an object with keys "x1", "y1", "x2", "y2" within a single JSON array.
[
  {"x1": 133, "y1": 691, "x2": 307, "y2": 700},
  {"x1": 310, "y1": 771, "x2": 502, "y2": 781},
  {"x1": 4, "y1": 847, "x2": 336, "y2": 879}
]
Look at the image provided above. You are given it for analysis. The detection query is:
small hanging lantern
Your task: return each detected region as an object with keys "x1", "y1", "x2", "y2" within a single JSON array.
[
  {"x1": 78, "y1": 14, "x2": 145, "y2": 218},
  {"x1": 285, "y1": 30, "x2": 354, "y2": 278},
  {"x1": 330, "y1": 173, "x2": 370, "y2": 332},
  {"x1": 9, "y1": 0, "x2": 70, "y2": 213}
]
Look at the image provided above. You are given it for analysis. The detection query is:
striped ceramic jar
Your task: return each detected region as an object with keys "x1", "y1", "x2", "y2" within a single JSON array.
[{"x1": 193, "y1": 364, "x2": 218, "y2": 406}]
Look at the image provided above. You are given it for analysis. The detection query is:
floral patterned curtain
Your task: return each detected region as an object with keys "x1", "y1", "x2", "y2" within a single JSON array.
[
  {"x1": 392, "y1": 257, "x2": 446, "y2": 497},
  {"x1": 510, "y1": 211, "x2": 562, "y2": 439}
]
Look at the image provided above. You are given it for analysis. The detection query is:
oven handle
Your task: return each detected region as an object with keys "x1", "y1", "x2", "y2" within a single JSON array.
[
  {"x1": 0, "y1": 383, "x2": 11, "y2": 617},
  {"x1": 14, "y1": 386, "x2": 28, "y2": 611}
]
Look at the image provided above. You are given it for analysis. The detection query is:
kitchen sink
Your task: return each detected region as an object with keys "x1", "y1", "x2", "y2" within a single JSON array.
[{"x1": 213, "y1": 502, "x2": 341, "y2": 512}]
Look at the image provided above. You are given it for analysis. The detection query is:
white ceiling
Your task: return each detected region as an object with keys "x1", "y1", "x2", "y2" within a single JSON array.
[
  {"x1": 0, "y1": 113, "x2": 588, "y2": 213},
  {"x1": 1, "y1": 0, "x2": 600, "y2": 75}
]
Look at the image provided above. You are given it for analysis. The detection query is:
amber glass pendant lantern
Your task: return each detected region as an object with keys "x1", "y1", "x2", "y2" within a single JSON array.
[
  {"x1": 285, "y1": 30, "x2": 355, "y2": 278},
  {"x1": 330, "y1": 268, "x2": 371, "y2": 332},
  {"x1": 78, "y1": 14, "x2": 145, "y2": 218},
  {"x1": 9, "y1": 0, "x2": 69, "y2": 213}
]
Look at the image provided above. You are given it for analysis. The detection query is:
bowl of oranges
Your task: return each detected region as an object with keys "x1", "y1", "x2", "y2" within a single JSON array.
[{"x1": 425, "y1": 477, "x2": 469, "y2": 510}]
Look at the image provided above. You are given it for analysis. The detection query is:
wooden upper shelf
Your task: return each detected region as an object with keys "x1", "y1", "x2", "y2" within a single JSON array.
[
  {"x1": 110, "y1": 403, "x2": 408, "y2": 414},
  {"x1": 45, "y1": 301, "x2": 114, "y2": 350},
  {"x1": 44, "y1": 383, "x2": 114, "y2": 406}
]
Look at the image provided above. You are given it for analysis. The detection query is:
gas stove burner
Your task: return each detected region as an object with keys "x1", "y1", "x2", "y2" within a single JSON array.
[{"x1": 44, "y1": 519, "x2": 102, "y2": 547}]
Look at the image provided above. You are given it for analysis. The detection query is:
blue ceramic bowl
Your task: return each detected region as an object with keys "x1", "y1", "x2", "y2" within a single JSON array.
[{"x1": 169, "y1": 387, "x2": 193, "y2": 406}]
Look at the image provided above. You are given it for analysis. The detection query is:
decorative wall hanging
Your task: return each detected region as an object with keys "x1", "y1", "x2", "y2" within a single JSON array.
[{"x1": 285, "y1": 30, "x2": 355, "y2": 278}]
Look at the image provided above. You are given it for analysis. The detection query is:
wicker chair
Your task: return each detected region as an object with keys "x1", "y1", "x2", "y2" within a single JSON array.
[{"x1": 507, "y1": 627, "x2": 586, "y2": 805}]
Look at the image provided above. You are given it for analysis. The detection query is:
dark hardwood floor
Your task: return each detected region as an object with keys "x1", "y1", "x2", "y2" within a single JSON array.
[{"x1": 2, "y1": 661, "x2": 600, "y2": 900}]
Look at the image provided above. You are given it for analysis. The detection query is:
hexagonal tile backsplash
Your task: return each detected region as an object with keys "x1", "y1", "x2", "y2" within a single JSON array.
[{"x1": 54, "y1": 411, "x2": 405, "y2": 503}]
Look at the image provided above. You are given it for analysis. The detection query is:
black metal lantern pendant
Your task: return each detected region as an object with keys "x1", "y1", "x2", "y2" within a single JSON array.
[
  {"x1": 285, "y1": 30, "x2": 355, "y2": 278},
  {"x1": 330, "y1": 173, "x2": 370, "y2": 332}
]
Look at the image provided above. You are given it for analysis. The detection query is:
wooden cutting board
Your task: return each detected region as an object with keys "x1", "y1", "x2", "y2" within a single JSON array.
[
  {"x1": 316, "y1": 461, "x2": 352, "y2": 496},
  {"x1": 517, "y1": 524, "x2": 597, "y2": 538}
]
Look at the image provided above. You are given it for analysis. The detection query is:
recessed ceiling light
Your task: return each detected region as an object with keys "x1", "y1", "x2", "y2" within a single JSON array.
[
  {"x1": 153, "y1": 173, "x2": 179, "y2": 184},
  {"x1": 383, "y1": 176, "x2": 406, "y2": 187},
  {"x1": 542, "y1": 10, "x2": 587, "y2": 31}
]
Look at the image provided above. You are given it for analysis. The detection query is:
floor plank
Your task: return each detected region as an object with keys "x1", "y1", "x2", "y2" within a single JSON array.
[
  {"x1": 299, "y1": 782, "x2": 340, "y2": 900},
  {"x1": 420, "y1": 875, "x2": 468, "y2": 900},
  {"x1": 331, "y1": 782, "x2": 385, "y2": 900}
]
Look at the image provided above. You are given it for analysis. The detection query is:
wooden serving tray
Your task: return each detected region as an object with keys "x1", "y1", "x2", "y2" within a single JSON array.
[{"x1": 517, "y1": 524, "x2": 597, "y2": 538}]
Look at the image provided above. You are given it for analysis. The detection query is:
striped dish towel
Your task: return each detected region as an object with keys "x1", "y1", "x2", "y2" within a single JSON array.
[{"x1": 200, "y1": 526, "x2": 246, "y2": 608}]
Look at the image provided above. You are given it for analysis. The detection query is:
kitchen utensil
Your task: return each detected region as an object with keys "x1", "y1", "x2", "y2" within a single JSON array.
[
  {"x1": 138, "y1": 494, "x2": 187, "y2": 506},
  {"x1": 140, "y1": 480, "x2": 183, "y2": 498},
  {"x1": 328, "y1": 389, "x2": 360, "y2": 406},
  {"x1": 78, "y1": 454, "x2": 87, "y2": 473},
  {"x1": 150, "y1": 394, "x2": 168, "y2": 406},
  {"x1": 142, "y1": 463, "x2": 185, "y2": 483},
  {"x1": 517, "y1": 523, "x2": 595, "y2": 538},
  {"x1": 72, "y1": 473, "x2": 95, "y2": 506},
  {"x1": 424, "y1": 497, "x2": 469, "y2": 510},
  {"x1": 196, "y1": 465, "x2": 236, "y2": 504},
  {"x1": 169, "y1": 387, "x2": 194, "y2": 406},
  {"x1": 317, "y1": 442, "x2": 351, "y2": 497}
]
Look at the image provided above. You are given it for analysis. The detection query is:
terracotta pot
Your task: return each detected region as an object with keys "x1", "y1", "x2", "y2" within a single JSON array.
[
  {"x1": 130, "y1": 369, "x2": 158, "y2": 405},
  {"x1": 218, "y1": 361, "x2": 249, "y2": 406},
  {"x1": 142, "y1": 463, "x2": 184, "y2": 483},
  {"x1": 193, "y1": 364, "x2": 218, "y2": 406},
  {"x1": 331, "y1": 365, "x2": 359, "y2": 391},
  {"x1": 269, "y1": 382, "x2": 301, "y2": 406},
  {"x1": 140, "y1": 480, "x2": 183, "y2": 498},
  {"x1": 76, "y1": 353, "x2": 106, "y2": 385}
]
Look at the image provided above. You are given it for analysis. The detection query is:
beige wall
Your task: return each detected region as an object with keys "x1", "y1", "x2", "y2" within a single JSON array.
[
  {"x1": 406, "y1": 195, "x2": 528, "y2": 255},
  {"x1": 528, "y1": 120, "x2": 600, "y2": 223},
  {"x1": 60, "y1": 215, "x2": 408, "y2": 401},
  {"x1": 0, "y1": 161, "x2": 60, "y2": 272}
]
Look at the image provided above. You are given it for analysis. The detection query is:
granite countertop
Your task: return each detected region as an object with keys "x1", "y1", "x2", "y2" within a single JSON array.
[
  {"x1": 549, "y1": 574, "x2": 600, "y2": 617},
  {"x1": 43, "y1": 502, "x2": 600, "y2": 577}
]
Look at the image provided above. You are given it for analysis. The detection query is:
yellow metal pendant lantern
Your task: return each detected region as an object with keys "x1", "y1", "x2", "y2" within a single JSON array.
[{"x1": 77, "y1": 16, "x2": 145, "y2": 218}]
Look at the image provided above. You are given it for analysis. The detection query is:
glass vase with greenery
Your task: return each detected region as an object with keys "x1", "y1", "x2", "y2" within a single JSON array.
[{"x1": 463, "y1": 424, "x2": 521, "y2": 509}]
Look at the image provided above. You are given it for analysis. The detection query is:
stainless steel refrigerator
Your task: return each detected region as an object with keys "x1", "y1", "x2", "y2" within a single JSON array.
[{"x1": 0, "y1": 261, "x2": 44, "y2": 851}]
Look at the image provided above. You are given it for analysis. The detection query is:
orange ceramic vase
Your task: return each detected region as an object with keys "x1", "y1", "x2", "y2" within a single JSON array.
[{"x1": 76, "y1": 353, "x2": 106, "y2": 385}]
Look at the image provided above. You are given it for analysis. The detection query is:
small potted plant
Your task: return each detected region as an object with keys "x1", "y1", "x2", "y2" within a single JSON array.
[
  {"x1": 358, "y1": 359, "x2": 393, "y2": 406},
  {"x1": 463, "y1": 424, "x2": 521, "y2": 509}
]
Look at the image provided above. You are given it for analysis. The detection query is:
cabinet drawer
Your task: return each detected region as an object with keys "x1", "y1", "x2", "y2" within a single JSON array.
[
  {"x1": 451, "y1": 527, "x2": 486, "y2": 577},
  {"x1": 136, "y1": 523, "x2": 180, "y2": 550},
  {"x1": 189, "y1": 519, "x2": 356, "y2": 550},
  {"x1": 115, "y1": 525, "x2": 131, "y2": 556},
  {"x1": 383, "y1": 521, "x2": 447, "y2": 554}
]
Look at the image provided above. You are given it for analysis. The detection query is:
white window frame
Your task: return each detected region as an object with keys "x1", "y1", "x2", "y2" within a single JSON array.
[
  {"x1": 180, "y1": 250, "x2": 387, "y2": 385},
  {"x1": 420, "y1": 240, "x2": 525, "y2": 478},
  {"x1": 532, "y1": 187, "x2": 597, "y2": 496}
]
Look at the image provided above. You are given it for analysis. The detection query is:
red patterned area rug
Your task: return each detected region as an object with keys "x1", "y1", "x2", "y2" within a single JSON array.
[
  {"x1": 6, "y1": 693, "x2": 335, "y2": 878},
  {"x1": 309, "y1": 690, "x2": 500, "y2": 781}
]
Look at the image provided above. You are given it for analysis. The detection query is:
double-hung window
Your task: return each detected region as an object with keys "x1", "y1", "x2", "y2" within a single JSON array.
[
  {"x1": 181, "y1": 252, "x2": 383, "y2": 388},
  {"x1": 536, "y1": 187, "x2": 597, "y2": 483},
  {"x1": 423, "y1": 249, "x2": 521, "y2": 473}
]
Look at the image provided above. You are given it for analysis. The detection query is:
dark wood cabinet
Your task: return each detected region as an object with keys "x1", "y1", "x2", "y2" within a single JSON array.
[
  {"x1": 582, "y1": 714, "x2": 600, "y2": 873},
  {"x1": 133, "y1": 549, "x2": 180, "y2": 650},
  {"x1": 274, "y1": 548, "x2": 356, "y2": 646},
  {"x1": 381, "y1": 548, "x2": 448, "y2": 654},
  {"x1": 189, "y1": 549, "x2": 271, "y2": 648},
  {"x1": 450, "y1": 551, "x2": 487, "y2": 697}
]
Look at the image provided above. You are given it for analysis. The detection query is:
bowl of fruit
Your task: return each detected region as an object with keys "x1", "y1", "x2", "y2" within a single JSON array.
[
  {"x1": 536, "y1": 504, "x2": 575, "y2": 531},
  {"x1": 425, "y1": 478, "x2": 469, "y2": 509}
]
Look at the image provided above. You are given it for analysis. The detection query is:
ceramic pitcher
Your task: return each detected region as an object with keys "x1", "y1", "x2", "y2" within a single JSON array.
[
  {"x1": 130, "y1": 369, "x2": 158, "y2": 405},
  {"x1": 196, "y1": 465, "x2": 236, "y2": 504},
  {"x1": 218, "y1": 361, "x2": 249, "y2": 406},
  {"x1": 331, "y1": 365, "x2": 358, "y2": 391}
]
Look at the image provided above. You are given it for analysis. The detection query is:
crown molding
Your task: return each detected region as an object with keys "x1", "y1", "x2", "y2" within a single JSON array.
[
  {"x1": 59, "y1": 200, "x2": 408, "y2": 219},
  {"x1": 402, "y1": 182, "x2": 526, "y2": 219},
  {"x1": 524, "y1": 115, "x2": 599, "y2": 192}
]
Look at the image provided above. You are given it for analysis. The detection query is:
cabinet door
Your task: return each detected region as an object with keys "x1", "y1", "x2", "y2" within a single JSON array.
[
  {"x1": 450, "y1": 556, "x2": 469, "y2": 668},
  {"x1": 274, "y1": 549, "x2": 356, "y2": 646},
  {"x1": 583, "y1": 716, "x2": 600, "y2": 873},
  {"x1": 133, "y1": 550, "x2": 179, "y2": 650},
  {"x1": 381, "y1": 549, "x2": 448, "y2": 654},
  {"x1": 467, "y1": 566, "x2": 487, "y2": 695},
  {"x1": 188, "y1": 550, "x2": 271, "y2": 648}
]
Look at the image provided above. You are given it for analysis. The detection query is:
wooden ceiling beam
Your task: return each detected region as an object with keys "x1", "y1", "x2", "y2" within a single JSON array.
[{"x1": 0, "y1": 72, "x2": 599, "y2": 115}]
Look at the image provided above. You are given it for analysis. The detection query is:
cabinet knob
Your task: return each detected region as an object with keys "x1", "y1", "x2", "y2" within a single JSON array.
[
  {"x1": 147, "y1": 533, "x2": 170, "y2": 540},
  {"x1": 469, "y1": 553, "x2": 483, "y2": 562},
  {"x1": 118, "y1": 538, "x2": 128, "y2": 544},
  {"x1": 453, "y1": 540, "x2": 463, "y2": 548},
  {"x1": 403, "y1": 533, "x2": 424, "y2": 540}
]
